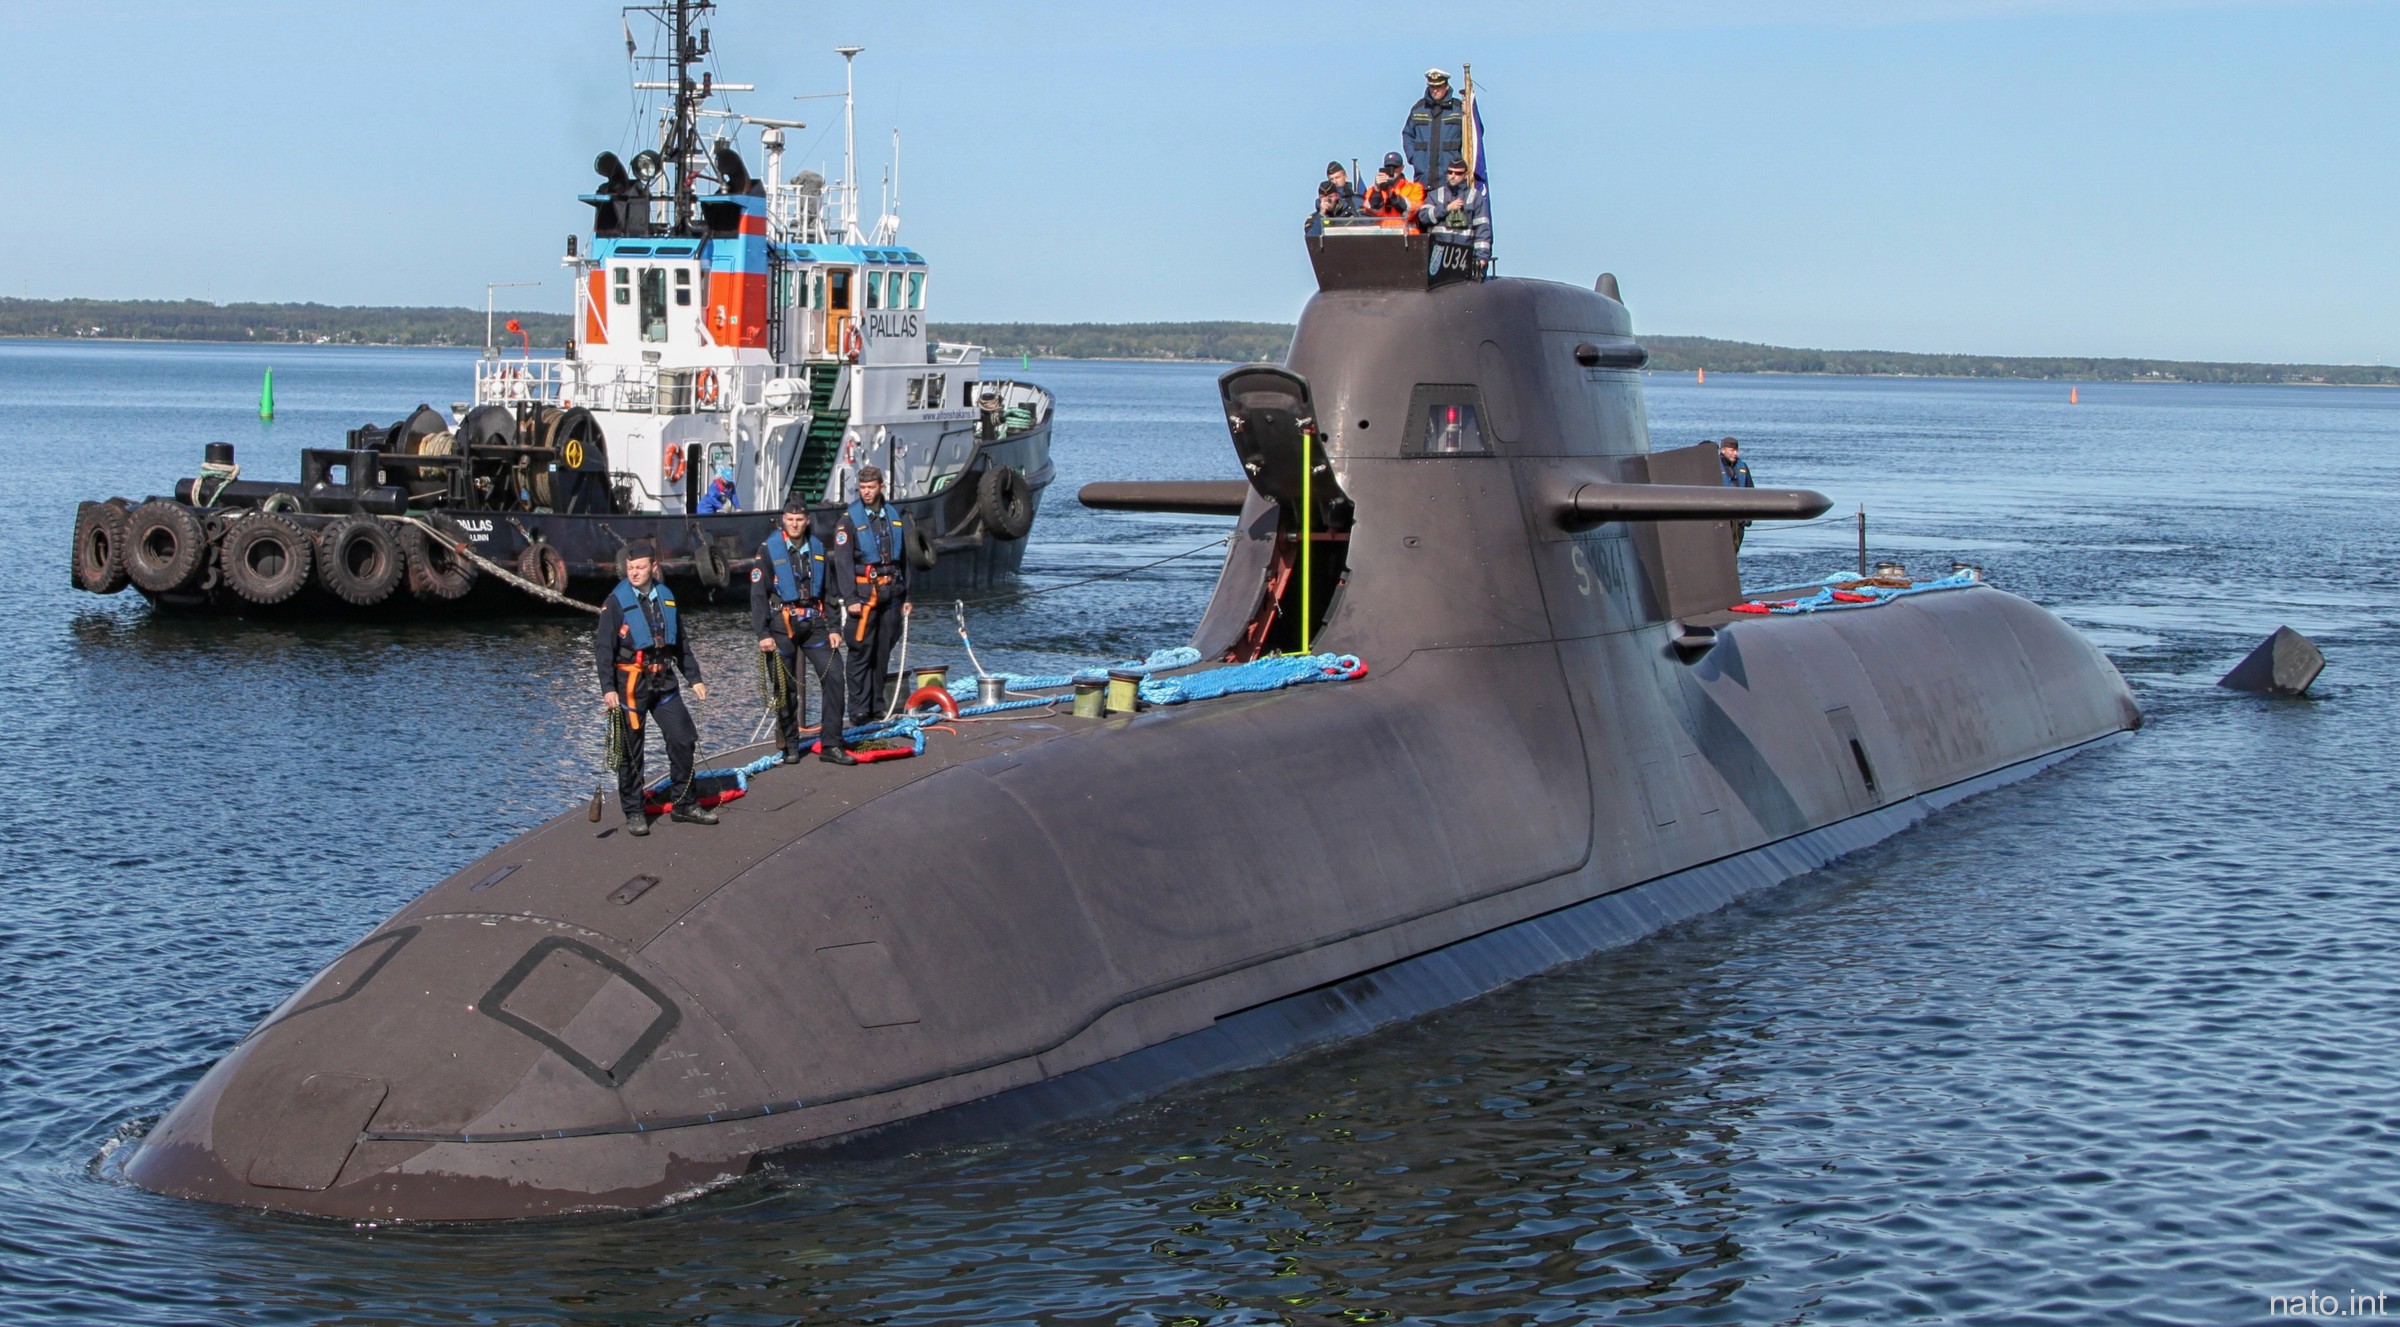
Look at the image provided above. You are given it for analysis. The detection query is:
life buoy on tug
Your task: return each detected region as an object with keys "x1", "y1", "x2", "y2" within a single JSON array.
[
  {"x1": 842, "y1": 320, "x2": 862, "y2": 363},
  {"x1": 663, "y1": 442, "x2": 687, "y2": 485},
  {"x1": 695, "y1": 368, "x2": 721, "y2": 408}
]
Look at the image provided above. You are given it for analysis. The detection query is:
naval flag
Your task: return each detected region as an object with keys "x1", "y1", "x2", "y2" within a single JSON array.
[{"x1": 1462, "y1": 64, "x2": 1488, "y2": 198}]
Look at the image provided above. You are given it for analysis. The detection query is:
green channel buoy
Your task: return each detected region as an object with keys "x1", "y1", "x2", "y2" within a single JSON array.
[{"x1": 259, "y1": 367, "x2": 275, "y2": 420}]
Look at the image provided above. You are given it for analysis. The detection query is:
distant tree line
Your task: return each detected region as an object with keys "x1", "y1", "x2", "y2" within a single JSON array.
[
  {"x1": 1639, "y1": 335, "x2": 2400, "y2": 386},
  {"x1": 3, "y1": 299, "x2": 2390, "y2": 384},
  {"x1": 930, "y1": 322, "x2": 1294, "y2": 363},
  {"x1": 0, "y1": 298, "x2": 571, "y2": 348}
]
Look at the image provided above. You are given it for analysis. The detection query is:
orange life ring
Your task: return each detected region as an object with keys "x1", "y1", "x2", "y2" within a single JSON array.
[
  {"x1": 904, "y1": 685, "x2": 958, "y2": 718},
  {"x1": 841, "y1": 321, "x2": 862, "y2": 362},
  {"x1": 663, "y1": 443, "x2": 686, "y2": 484},
  {"x1": 695, "y1": 368, "x2": 721, "y2": 408}
]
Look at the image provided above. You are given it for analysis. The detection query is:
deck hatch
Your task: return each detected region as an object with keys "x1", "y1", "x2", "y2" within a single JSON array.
[
  {"x1": 816, "y1": 941, "x2": 923, "y2": 1028},
  {"x1": 477, "y1": 938, "x2": 681, "y2": 1088},
  {"x1": 610, "y1": 873, "x2": 661, "y2": 905}
]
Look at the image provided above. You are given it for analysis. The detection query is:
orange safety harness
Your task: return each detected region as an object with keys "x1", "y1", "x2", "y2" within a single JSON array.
[
  {"x1": 848, "y1": 574, "x2": 892, "y2": 643},
  {"x1": 614, "y1": 648, "x2": 669, "y2": 729}
]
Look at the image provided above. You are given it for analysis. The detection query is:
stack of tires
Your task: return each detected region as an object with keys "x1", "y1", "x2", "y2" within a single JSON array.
[{"x1": 70, "y1": 502, "x2": 482, "y2": 609}]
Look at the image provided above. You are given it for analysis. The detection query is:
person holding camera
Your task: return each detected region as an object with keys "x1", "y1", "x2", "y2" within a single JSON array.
[
  {"x1": 1305, "y1": 180, "x2": 1356, "y2": 238},
  {"x1": 1362, "y1": 151, "x2": 1423, "y2": 221}
]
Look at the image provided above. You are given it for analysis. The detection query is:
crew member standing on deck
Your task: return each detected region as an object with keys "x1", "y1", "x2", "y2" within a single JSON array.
[
  {"x1": 834, "y1": 464, "x2": 912, "y2": 731},
  {"x1": 1718, "y1": 437, "x2": 1755, "y2": 552},
  {"x1": 1402, "y1": 69, "x2": 1467, "y2": 185},
  {"x1": 596, "y1": 540, "x2": 714, "y2": 836},
  {"x1": 752, "y1": 499, "x2": 857, "y2": 767}
]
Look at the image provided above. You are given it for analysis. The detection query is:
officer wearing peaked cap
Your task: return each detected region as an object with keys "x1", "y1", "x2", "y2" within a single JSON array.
[
  {"x1": 752, "y1": 498, "x2": 857, "y2": 766},
  {"x1": 595, "y1": 539, "x2": 712, "y2": 836},
  {"x1": 833, "y1": 464, "x2": 913, "y2": 732},
  {"x1": 1402, "y1": 68, "x2": 1468, "y2": 185}
]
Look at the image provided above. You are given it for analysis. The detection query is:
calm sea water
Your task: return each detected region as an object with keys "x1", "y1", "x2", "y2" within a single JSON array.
[{"x1": 2, "y1": 340, "x2": 2396, "y2": 1326}]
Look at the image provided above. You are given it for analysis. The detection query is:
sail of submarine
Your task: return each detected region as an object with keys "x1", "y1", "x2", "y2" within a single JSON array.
[{"x1": 124, "y1": 226, "x2": 2139, "y2": 1221}]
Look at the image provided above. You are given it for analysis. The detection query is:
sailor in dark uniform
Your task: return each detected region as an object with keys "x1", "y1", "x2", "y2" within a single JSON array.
[
  {"x1": 834, "y1": 464, "x2": 912, "y2": 731},
  {"x1": 1416, "y1": 159, "x2": 1493, "y2": 265},
  {"x1": 594, "y1": 540, "x2": 713, "y2": 836},
  {"x1": 751, "y1": 498, "x2": 857, "y2": 766},
  {"x1": 1401, "y1": 69, "x2": 1467, "y2": 184},
  {"x1": 1718, "y1": 437, "x2": 1755, "y2": 551}
]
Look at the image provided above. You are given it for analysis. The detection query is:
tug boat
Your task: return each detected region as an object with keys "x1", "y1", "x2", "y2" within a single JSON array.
[{"x1": 67, "y1": 1, "x2": 1052, "y2": 614}]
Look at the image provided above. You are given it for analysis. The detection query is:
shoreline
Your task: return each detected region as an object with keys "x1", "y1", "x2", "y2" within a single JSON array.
[{"x1": 4, "y1": 335, "x2": 2391, "y2": 387}]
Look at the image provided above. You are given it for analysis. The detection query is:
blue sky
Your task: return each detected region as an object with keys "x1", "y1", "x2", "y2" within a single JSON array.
[{"x1": 2, "y1": 0, "x2": 2393, "y2": 363}]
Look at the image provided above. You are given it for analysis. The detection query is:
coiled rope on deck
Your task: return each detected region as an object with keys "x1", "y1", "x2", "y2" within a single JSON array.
[{"x1": 1731, "y1": 568, "x2": 1984, "y2": 615}]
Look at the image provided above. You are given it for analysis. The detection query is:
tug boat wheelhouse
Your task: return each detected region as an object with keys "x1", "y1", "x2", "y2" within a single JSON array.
[{"x1": 67, "y1": 1, "x2": 1053, "y2": 613}]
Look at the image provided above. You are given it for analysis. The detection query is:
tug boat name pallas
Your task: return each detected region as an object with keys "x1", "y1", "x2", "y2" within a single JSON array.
[{"x1": 67, "y1": 0, "x2": 1053, "y2": 615}]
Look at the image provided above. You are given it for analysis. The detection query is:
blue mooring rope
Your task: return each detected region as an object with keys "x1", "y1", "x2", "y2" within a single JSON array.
[
  {"x1": 1753, "y1": 569, "x2": 1983, "y2": 615},
  {"x1": 651, "y1": 646, "x2": 1369, "y2": 794}
]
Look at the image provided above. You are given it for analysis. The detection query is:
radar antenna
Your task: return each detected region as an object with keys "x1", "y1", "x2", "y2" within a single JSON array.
[{"x1": 624, "y1": 0, "x2": 717, "y2": 232}]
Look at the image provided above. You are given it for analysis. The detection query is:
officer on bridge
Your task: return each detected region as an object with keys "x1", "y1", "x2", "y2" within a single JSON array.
[
  {"x1": 752, "y1": 498, "x2": 857, "y2": 766},
  {"x1": 834, "y1": 464, "x2": 913, "y2": 732}
]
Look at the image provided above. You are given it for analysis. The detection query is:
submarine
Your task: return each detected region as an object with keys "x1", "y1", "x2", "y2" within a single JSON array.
[{"x1": 123, "y1": 222, "x2": 2139, "y2": 1221}]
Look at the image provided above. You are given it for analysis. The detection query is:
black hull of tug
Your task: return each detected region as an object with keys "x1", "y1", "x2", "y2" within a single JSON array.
[
  {"x1": 125, "y1": 260, "x2": 2139, "y2": 1221},
  {"x1": 123, "y1": 490, "x2": 1045, "y2": 617},
  {"x1": 79, "y1": 421, "x2": 1053, "y2": 616}
]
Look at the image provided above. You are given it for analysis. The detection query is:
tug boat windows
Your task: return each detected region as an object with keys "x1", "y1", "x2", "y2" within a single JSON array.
[
  {"x1": 673, "y1": 267, "x2": 692, "y2": 307},
  {"x1": 907, "y1": 272, "x2": 924, "y2": 310},
  {"x1": 864, "y1": 270, "x2": 883, "y2": 310},
  {"x1": 639, "y1": 268, "x2": 668, "y2": 343},
  {"x1": 906, "y1": 377, "x2": 925, "y2": 410},
  {"x1": 886, "y1": 271, "x2": 904, "y2": 309},
  {"x1": 612, "y1": 267, "x2": 631, "y2": 305},
  {"x1": 809, "y1": 272, "x2": 823, "y2": 310}
]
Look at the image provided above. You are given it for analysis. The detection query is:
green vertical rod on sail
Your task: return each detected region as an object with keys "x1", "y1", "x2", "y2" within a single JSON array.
[
  {"x1": 1300, "y1": 427, "x2": 1313, "y2": 656},
  {"x1": 259, "y1": 367, "x2": 274, "y2": 420}
]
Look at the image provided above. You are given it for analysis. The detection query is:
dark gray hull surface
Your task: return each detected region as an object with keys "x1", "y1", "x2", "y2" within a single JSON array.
[{"x1": 126, "y1": 259, "x2": 2138, "y2": 1221}]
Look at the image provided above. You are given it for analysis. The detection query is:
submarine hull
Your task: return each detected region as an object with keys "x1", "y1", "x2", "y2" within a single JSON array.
[{"x1": 126, "y1": 268, "x2": 2138, "y2": 1221}]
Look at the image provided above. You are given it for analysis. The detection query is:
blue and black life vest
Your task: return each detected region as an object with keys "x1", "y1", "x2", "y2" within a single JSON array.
[
  {"x1": 848, "y1": 499, "x2": 906, "y2": 566},
  {"x1": 611, "y1": 579, "x2": 679, "y2": 650},
  {"x1": 766, "y1": 529, "x2": 827, "y2": 602}
]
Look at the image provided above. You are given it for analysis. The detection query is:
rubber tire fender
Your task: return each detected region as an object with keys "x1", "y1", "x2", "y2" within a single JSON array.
[
  {"x1": 975, "y1": 464, "x2": 1034, "y2": 540},
  {"x1": 693, "y1": 535, "x2": 729, "y2": 589},
  {"x1": 221, "y1": 513, "x2": 315, "y2": 606},
  {"x1": 315, "y1": 517, "x2": 403, "y2": 606},
  {"x1": 905, "y1": 523, "x2": 938, "y2": 571},
  {"x1": 516, "y1": 540, "x2": 571, "y2": 595},
  {"x1": 401, "y1": 521, "x2": 478, "y2": 601},
  {"x1": 123, "y1": 500, "x2": 209, "y2": 595},
  {"x1": 73, "y1": 500, "x2": 131, "y2": 594}
]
